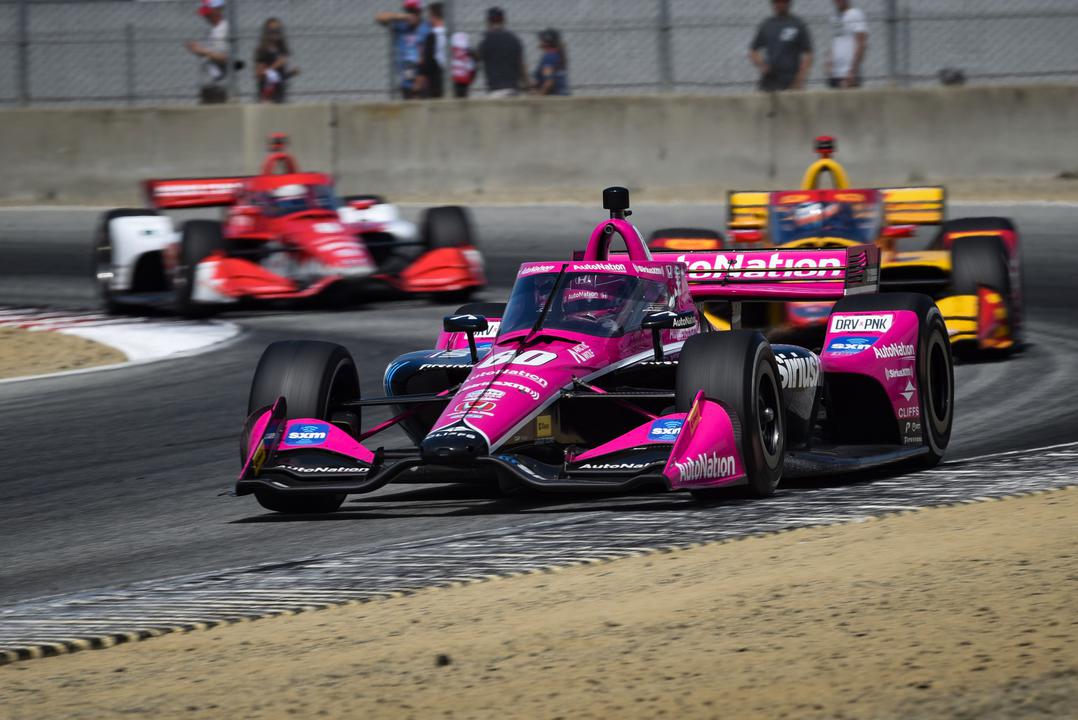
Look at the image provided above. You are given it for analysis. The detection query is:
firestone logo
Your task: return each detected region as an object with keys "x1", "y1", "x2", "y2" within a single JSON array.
[
  {"x1": 676, "y1": 252, "x2": 843, "y2": 281},
  {"x1": 674, "y1": 452, "x2": 737, "y2": 482},
  {"x1": 874, "y1": 342, "x2": 915, "y2": 359}
]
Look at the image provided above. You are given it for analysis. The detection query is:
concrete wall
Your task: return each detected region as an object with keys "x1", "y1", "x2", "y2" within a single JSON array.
[{"x1": 3, "y1": 85, "x2": 1077, "y2": 205}]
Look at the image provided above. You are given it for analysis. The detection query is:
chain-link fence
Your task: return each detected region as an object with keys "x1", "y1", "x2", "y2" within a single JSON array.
[{"x1": 1, "y1": 0, "x2": 1076, "y2": 107}]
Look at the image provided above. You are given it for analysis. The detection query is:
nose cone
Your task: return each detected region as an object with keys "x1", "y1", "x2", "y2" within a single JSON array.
[{"x1": 420, "y1": 423, "x2": 489, "y2": 466}]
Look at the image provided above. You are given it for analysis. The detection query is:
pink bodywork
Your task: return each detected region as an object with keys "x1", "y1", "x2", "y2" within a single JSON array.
[
  {"x1": 665, "y1": 391, "x2": 746, "y2": 489},
  {"x1": 821, "y1": 308, "x2": 923, "y2": 444}
]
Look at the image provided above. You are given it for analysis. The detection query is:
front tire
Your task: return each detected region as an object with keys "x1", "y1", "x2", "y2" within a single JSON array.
[
  {"x1": 246, "y1": 340, "x2": 361, "y2": 514},
  {"x1": 174, "y1": 220, "x2": 224, "y2": 319},
  {"x1": 676, "y1": 331, "x2": 785, "y2": 499}
]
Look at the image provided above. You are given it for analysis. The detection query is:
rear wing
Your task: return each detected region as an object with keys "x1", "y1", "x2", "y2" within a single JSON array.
[
  {"x1": 880, "y1": 186, "x2": 946, "y2": 226},
  {"x1": 674, "y1": 245, "x2": 879, "y2": 301},
  {"x1": 729, "y1": 186, "x2": 947, "y2": 230},
  {"x1": 727, "y1": 190, "x2": 770, "y2": 230},
  {"x1": 144, "y1": 177, "x2": 250, "y2": 210}
]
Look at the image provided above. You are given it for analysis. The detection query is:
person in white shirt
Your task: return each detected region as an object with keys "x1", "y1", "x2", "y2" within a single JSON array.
[
  {"x1": 186, "y1": 0, "x2": 231, "y2": 103},
  {"x1": 829, "y1": 0, "x2": 868, "y2": 88}
]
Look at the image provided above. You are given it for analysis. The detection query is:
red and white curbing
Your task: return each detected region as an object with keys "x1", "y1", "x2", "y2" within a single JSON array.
[{"x1": 0, "y1": 307, "x2": 240, "y2": 382}]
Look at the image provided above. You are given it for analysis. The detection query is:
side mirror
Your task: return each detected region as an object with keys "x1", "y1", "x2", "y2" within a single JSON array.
[
  {"x1": 641, "y1": 310, "x2": 696, "y2": 360},
  {"x1": 443, "y1": 314, "x2": 489, "y2": 363}
]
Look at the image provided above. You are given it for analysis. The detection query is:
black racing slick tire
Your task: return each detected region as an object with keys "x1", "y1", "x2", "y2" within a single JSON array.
[
  {"x1": 951, "y1": 234, "x2": 1017, "y2": 358},
  {"x1": 831, "y1": 292, "x2": 954, "y2": 468},
  {"x1": 932, "y1": 217, "x2": 1015, "y2": 248},
  {"x1": 93, "y1": 208, "x2": 159, "y2": 315},
  {"x1": 951, "y1": 235, "x2": 1011, "y2": 298},
  {"x1": 422, "y1": 206, "x2": 475, "y2": 250},
  {"x1": 174, "y1": 220, "x2": 224, "y2": 319},
  {"x1": 647, "y1": 227, "x2": 726, "y2": 252},
  {"x1": 246, "y1": 341, "x2": 361, "y2": 514},
  {"x1": 452, "y1": 302, "x2": 506, "y2": 319},
  {"x1": 676, "y1": 331, "x2": 785, "y2": 499}
]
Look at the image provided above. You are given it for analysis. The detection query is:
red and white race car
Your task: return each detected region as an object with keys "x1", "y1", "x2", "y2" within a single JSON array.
[{"x1": 93, "y1": 135, "x2": 484, "y2": 317}]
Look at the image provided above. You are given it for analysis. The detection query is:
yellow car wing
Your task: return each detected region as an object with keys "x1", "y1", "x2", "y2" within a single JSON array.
[
  {"x1": 727, "y1": 190, "x2": 770, "y2": 230},
  {"x1": 881, "y1": 186, "x2": 947, "y2": 226}
]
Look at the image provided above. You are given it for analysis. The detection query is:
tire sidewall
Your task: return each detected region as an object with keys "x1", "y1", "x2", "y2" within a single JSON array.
[{"x1": 919, "y1": 308, "x2": 954, "y2": 459}]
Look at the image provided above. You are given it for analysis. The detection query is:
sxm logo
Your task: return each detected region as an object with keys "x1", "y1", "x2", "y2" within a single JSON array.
[
  {"x1": 648, "y1": 418, "x2": 684, "y2": 442},
  {"x1": 286, "y1": 422, "x2": 330, "y2": 446}
]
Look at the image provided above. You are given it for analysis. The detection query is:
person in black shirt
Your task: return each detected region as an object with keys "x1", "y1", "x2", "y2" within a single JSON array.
[
  {"x1": 478, "y1": 6, "x2": 525, "y2": 97},
  {"x1": 254, "y1": 17, "x2": 297, "y2": 103},
  {"x1": 749, "y1": 0, "x2": 813, "y2": 91},
  {"x1": 416, "y1": 2, "x2": 446, "y2": 98}
]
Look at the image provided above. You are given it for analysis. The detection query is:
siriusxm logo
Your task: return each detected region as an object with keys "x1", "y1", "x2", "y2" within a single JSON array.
[
  {"x1": 674, "y1": 452, "x2": 736, "y2": 482},
  {"x1": 648, "y1": 419, "x2": 684, "y2": 442},
  {"x1": 285, "y1": 423, "x2": 329, "y2": 446},
  {"x1": 874, "y1": 342, "x2": 915, "y2": 360},
  {"x1": 776, "y1": 353, "x2": 820, "y2": 389},
  {"x1": 827, "y1": 336, "x2": 877, "y2": 354}
]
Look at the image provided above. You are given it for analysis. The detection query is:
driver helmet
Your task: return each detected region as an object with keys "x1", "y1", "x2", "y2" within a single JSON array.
[{"x1": 271, "y1": 183, "x2": 310, "y2": 214}]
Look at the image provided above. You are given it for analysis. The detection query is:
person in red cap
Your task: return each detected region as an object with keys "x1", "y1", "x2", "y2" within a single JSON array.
[
  {"x1": 186, "y1": 0, "x2": 231, "y2": 103},
  {"x1": 376, "y1": 1, "x2": 431, "y2": 100}
]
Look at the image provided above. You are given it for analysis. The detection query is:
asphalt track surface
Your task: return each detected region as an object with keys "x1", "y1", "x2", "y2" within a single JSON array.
[{"x1": 0, "y1": 203, "x2": 1075, "y2": 607}]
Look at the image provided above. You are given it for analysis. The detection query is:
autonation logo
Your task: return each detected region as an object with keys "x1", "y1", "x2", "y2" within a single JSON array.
[
  {"x1": 675, "y1": 252, "x2": 843, "y2": 281},
  {"x1": 674, "y1": 452, "x2": 736, "y2": 482},
  {"x1": 873, "y1": 342, "x2": 915, "y2": 359}
]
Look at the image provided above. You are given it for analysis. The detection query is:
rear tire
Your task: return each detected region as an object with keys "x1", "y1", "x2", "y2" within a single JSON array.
[
  {"x1": 830, "y1": 292, "x2": 954, "y2": 467},
  {"x1": 951, "y1": 234, "x2": 1016, "y2": 357},
  {"x1": 932, "y1": 217, "x2": 1015, "y2": 248},
  {"x1": 174, "y1": 220, "x2": 224, "y2": 319},
  {"x1": 676, "y1": 331, "x2": 785, "y2": 499},
  {"x1": 452, "y1": 302, "x2": 506, "y2": 318},
  {"x1": 422, "y1": 206, "x2": 475, "y2": 250},
  {"x1": 93, "y1": 209, "x2": 159, "y2": 315},
  {"x1": 246, "y1": 340, "x2": 361, "y2": 514}
]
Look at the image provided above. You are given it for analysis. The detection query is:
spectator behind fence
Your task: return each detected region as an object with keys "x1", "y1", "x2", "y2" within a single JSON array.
[
  {"x1": 417, "y1": 2, "x2": 447, "y2": 98},
  {"x1": 829, "y1": 0, "x2": 868, "y2": 88},
  {"x1": 450, "y1": 32, "x2": 478, "y2": 98},
  {"x1": 479, "y1": 7, "x2": 525, "y2": 97},
  {"x1": 255, "y1": 18, "x2": 299, "y2": 103},
  {"x1": 749, "y1": 0, "x2": 813, "y2": 92},
  {"x1": 186, "y1": 0, "x2": 231, "y2": 104},
  {"x1": 533, "y1": 29, "x2": 569, "y2": 96},
  {"x1": 376, "y1": 0, "x2": 430, "y2": 100}
]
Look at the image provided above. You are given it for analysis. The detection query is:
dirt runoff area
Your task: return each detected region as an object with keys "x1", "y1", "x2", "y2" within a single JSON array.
[
  {"x1": 0, "y1": 327, "x2": 125, "y2": 379},
  {"x1": 2, "y1": 489, "x2": 1075, "y2": 720}
]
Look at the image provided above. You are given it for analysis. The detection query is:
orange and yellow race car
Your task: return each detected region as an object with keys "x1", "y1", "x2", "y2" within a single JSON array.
[{"x1": 649, "y1": 136, "x2": 1022, "y2": 356}]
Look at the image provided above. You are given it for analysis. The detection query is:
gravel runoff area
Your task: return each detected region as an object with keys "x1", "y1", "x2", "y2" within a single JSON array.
[
  {"x1": 0, "y1": 327, "x2": 124, "y2": 379},
  {"x1": 1, "y1": 489, "x2": 1073, "y2": 720}
]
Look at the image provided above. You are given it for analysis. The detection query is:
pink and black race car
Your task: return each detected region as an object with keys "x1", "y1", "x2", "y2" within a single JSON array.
[
  {"x1": 93, "y1": 135, "x2": 483, "y2": 317},
  {"x1": 234, "y1": 187, "x2": 954, "y2": 514}
]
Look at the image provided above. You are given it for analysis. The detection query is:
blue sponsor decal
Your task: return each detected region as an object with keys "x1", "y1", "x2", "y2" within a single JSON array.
[
  {"x1": 285, "y1": 422, "x2": 330, "y2": 446},
  {"x1": 826, "y1": 336, "x2": 878, "y2": 354},
  {"x1": 648, "y1": 418, "x2": 684, "y2": 442}
]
